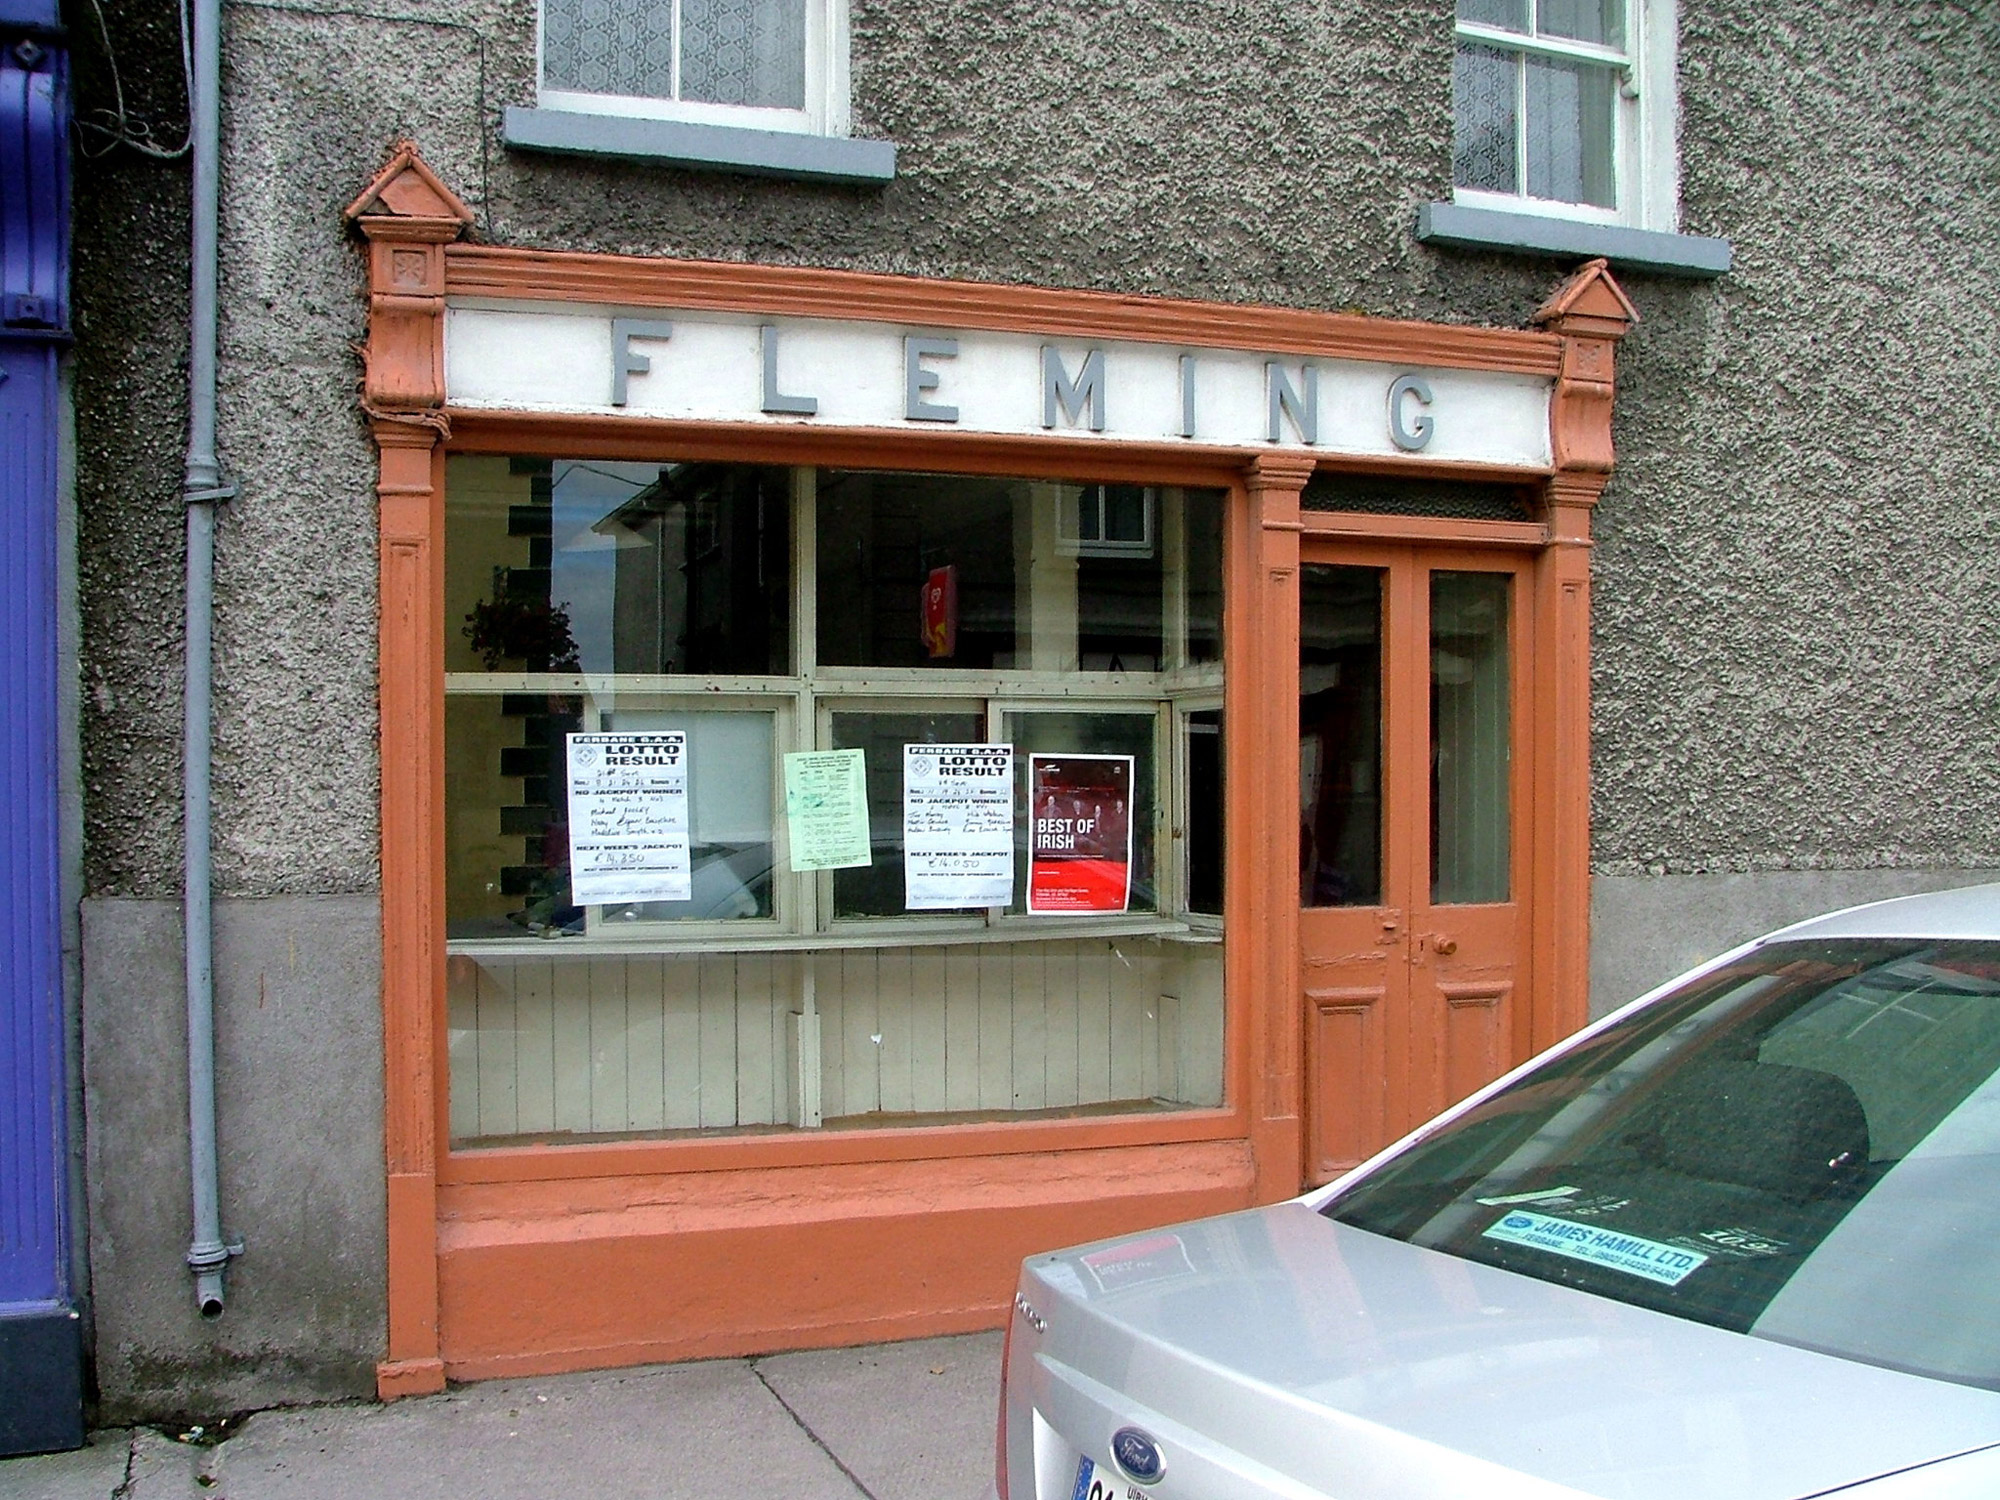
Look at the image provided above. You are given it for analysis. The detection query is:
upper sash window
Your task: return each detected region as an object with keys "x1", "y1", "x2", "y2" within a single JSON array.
[{"x1": 1451, "y1": 0, "x2": 1678, "y2": 230}]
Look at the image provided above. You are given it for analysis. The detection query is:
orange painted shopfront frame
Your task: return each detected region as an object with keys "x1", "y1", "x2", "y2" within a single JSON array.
[{"x1": 346, "y1": 143, "x2": 1634, "y2": 1399}]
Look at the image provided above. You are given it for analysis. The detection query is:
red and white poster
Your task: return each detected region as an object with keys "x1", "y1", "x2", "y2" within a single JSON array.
[
  {"x1": 921, "y1": 564, "x2": 958, "y2": 659},
  {"x1": 1027, "y1": 754, "x2": 1134, "y2": 914}
]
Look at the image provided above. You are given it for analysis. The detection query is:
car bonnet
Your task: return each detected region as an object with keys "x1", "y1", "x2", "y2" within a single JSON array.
[{"x1": 1023, "y1": 1202, "x2": 2000, "y2": 1500}]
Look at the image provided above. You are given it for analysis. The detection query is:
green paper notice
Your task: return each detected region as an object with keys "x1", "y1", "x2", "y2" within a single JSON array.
[{"x1": 783, "y1": 749, "x2": 872, "y2": 871}]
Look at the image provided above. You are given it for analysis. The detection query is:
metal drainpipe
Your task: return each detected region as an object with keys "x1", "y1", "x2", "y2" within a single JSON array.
[{"x1": 183, "y1": 0, "x2": 238, "y2": 1318}]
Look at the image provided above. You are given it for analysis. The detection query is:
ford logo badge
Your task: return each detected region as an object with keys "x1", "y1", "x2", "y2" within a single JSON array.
[{"x1": 1110, "y1": 1427, "x2": 1165, "y2": 1485}]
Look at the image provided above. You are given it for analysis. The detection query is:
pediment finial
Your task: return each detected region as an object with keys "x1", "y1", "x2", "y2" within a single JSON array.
[
  {"x1": 344, "y1": 139, "x2": 474, "y2": 230},
  {"x1": 1532, "y1": 258, "x2": 1638, "y2": 340}
]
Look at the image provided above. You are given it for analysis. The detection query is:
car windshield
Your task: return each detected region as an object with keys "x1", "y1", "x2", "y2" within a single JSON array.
[{"x1": 1323, "y1": 938, "x2": 2000, "y2": 1389}]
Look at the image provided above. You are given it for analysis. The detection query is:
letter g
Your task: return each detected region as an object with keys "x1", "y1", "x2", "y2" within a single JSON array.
[{"x1": 1388, "y1": 373, "x2": 1434, "y2": 452}]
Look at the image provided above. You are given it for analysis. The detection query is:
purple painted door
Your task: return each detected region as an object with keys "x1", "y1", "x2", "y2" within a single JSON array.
[
  {"x1": 0, "y1": 7, "x2": 69, "y2": 1315},
  {"x1": 0, "y1": 341, "x2": 62, "y2": 1309}
]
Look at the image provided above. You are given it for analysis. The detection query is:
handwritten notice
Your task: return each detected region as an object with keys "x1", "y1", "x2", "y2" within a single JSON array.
[
  {"x1": 783, "y1": 749, "x2": 872, "y2": 871},
  {"x1": 903, "y1": 744, "x2": 1014, "y2": 909},
  {"x1": 1028, "y1": 754, "x2": 1133, "y2": 914},
  {"x1": 565, "y1": 731, "x2": 692, "y2": 905}
]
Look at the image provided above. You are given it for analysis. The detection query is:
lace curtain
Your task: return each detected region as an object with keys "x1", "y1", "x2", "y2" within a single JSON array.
[{"x1": 543, "y1": 0, "x2": 805, "y2": 109}]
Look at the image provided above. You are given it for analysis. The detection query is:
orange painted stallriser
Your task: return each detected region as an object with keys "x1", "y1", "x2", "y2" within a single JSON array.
[{"x1": 434, "y1": 1141, "x2": 1254, "y2": 1379}]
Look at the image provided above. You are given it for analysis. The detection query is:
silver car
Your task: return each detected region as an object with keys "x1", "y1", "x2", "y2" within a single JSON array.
[{"x1": 998, "y1": 883, "x2": 2000, "y2": 1500}]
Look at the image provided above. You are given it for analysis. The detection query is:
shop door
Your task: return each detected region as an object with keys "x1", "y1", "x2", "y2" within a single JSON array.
[{"x1": 1297, "y1": 544, "x2": 1532, "y2": 1185}]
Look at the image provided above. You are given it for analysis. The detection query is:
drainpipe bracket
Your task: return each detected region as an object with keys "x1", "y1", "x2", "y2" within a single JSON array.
[
  {"x1": 185, "y1": 1238, "x2": 244, "y2": 1274},
  {"x1": 184, "y1": 482, "x2": 239, "y2": 506}
]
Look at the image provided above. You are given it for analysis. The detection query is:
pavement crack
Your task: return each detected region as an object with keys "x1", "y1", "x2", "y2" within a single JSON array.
[
  {"x1": 111, "y1": 1431, "x2": 138, "y2": 1500},
  {"x1": 749, "y1": 1361, "x2": 881, "y2": 1500}
]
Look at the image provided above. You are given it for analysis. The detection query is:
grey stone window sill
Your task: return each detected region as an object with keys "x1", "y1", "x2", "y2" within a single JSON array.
[
  {"x1": 502, "y1": 105, "x2": 897, "y2": 186},
  {"x1": 1417, "y1": 202, "x2": 1731, "y2": 279}
]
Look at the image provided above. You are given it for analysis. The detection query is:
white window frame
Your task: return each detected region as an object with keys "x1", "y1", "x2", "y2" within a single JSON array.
[
  {"x1": 536, "y1": 0, "x2": 851, "y2": 138},
  {"x1": 1057, "y1": 485, "x2": 1158, "y2": 560},
  {"x1": 1451, "y1": 0, "x2": 1679, "y2": 232}
]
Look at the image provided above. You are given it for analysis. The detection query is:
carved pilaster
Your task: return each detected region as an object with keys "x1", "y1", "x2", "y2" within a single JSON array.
[
  {"x1": 1526, "y1": 260, "x2": 1635, "y2": 1059},
  {"x1": 346, "y1": 141, "x2": 470, "y2": 1403},
  {"x1": 1236, "y1": 452, "x2": 1316, "y2": 1201}
]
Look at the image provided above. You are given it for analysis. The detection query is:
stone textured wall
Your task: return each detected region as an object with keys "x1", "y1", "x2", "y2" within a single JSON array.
[
  {"x1": 1594, "y1": 2, "x2": 2000, "y2": 876},
  {"x1": 69, "y1": 0, "x2": 193, "y2": 901}
]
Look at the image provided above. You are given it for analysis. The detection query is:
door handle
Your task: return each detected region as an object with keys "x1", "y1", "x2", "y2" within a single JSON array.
[{"x1": 1430, "y1": 934, "x2": 1458, "y2": 956}]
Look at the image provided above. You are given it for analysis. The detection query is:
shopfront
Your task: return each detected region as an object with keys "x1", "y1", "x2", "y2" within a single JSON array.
[{"x1": 348, "y1": 145, "x2": 1633, "y2": 1396}]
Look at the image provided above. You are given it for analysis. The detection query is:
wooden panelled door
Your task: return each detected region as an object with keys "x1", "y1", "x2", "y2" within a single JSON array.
[{"x1": 1298, "y1": 543, "x2": 1534, "y2": 1185}]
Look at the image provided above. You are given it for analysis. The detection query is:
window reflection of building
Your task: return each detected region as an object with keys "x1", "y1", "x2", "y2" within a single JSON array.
[{"x1": 594, "y1": 464, "x2": 790, "y2": 675}]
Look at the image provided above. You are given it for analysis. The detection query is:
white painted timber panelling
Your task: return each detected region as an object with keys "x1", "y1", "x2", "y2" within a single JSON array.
[
  {"x1": 446, "y1": 937, "x2": 1223, "y2": 1142},
  {"x1": 444, "y1": 304, "x2": 1554, "y2": 469}
]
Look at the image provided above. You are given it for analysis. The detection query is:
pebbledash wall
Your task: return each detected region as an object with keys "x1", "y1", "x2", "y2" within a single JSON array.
[{"x1": 68, "y1": 0, "x2": 2000, "y2": 1417}]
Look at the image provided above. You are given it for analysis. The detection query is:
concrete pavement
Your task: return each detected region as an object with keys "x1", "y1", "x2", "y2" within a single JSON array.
[{"x1": 1, "y1": 1331, "x2": 1004, "y2": 1500}]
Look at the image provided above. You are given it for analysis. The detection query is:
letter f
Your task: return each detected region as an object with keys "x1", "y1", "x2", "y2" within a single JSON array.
[{"x1": 611, "y1": 318, "x2": 675, "y2": 406}]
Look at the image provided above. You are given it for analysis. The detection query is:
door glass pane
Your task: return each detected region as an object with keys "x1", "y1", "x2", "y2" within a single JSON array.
[
  {"x1": 1300, "y1": 566, "x2": 1383, "y2": 908},
  {"x1": 1525, "y1": 55, "x2": 1617, "y2": 207},
  {"x1": 829, "y1": 709, "x2": 988, "y2": 918},
  {"x1": 1453, "y1": 44, "x2": 1520, "y2": 194},
  {"x1": 1431, "y1": 572, "x2": 1510, "y2": 905}
]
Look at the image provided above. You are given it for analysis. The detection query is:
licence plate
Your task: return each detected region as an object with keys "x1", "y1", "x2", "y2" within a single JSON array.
[{"x1": 1073, "y1": 1455, "x2": 1148, "y2": 1500}]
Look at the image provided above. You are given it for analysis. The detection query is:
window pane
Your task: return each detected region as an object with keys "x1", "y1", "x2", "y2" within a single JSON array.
[
  {"x1": 586, "y1": 462, "x2": 791, "y2": 675},
  {"x1": 448, "y1": 949, "x2": 805, "y2": 1145},
  {"x1": 829, "y1": 710, "x2": 988, "y2": 918},
  {"x1": 1536, "y1": 0, "x2": 1623, "y2": 49},
  {"x1": 1458, "y1": 0, "x2": 1529, "y2": 28},
  {"x1": 445, "y1": 457, "x2": 790, "y2": 679},
  {"x1": 1300, "y1": 566, "x2": 1383, "y2": 908},
  {"x1": 445, "y1": 698, "x2": 777, "y2": 936},
  {"x1": 1181, "y1": 490, "x2": 1225, "y2": 665},
  {"x1": 1186, "y1": 709, "x2": 1224, "y2": 917},
  {"x1": 680, "y1": 0, "x2": 806, "y2": 109},
  {"x1": 1525, "y1": 56, "x2": 1617, "y2": 207},
  {"x1": 1453, "y1": 44, "x2": 1519, "y2": 195},
  {"x1": 595, "y1": 707, "x2": 778, "y2": 922},
  {"x1": 541, "y1": 0, "x2": 677, "y2": 99},
  {"x1": 1431, "y1": 572, "x2": 1510, "y2": 905},
  {"x1": 446, "y1": 691, "x2": 586, "y2": 939},
  {"x1": 1003, "y1": 711, "x2": 1158, "y2": 915},
  {"x1": 816, "y1": 472, "x2": 1222, "y2": 675},
  {"x1": 446, "y1": 451, "x2": 1229, "y2": 1143}
]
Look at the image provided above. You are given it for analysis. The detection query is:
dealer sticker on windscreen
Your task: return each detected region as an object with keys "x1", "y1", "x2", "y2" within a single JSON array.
[{"x1": 1482, "y1": 1210, "x2": 1710, "y2": 1286}]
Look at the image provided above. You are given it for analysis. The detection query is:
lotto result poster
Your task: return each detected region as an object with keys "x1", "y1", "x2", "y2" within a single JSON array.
[
  {"x1": 902, "y1": 744, "x2": 1014, "y2": 909},
  {"x1": 564, "y1": 732, "x2": 693, "y2": 905}
]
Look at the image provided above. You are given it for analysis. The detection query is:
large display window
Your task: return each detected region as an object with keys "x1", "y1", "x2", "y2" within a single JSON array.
[{"x1": 442, "y1": 455, "x2": 1227, "y2": 1146}]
